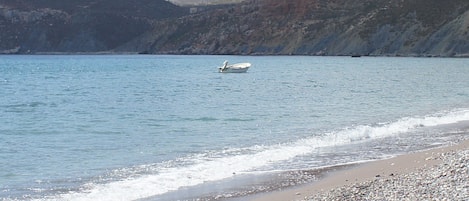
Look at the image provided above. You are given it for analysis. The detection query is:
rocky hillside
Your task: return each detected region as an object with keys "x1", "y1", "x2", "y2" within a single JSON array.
[
  {"x1": 139, "y1": 0, "x2": 469, "y2": 56},
  {"x1": 2, "y1": 0, "x2": 469, "y2": 56},
  {"x1": 169, "y1": 0, "x2": 245, "y2": 6},
  {"x1": 0, "y1": 0, "x2": 188, "y2": 53}
]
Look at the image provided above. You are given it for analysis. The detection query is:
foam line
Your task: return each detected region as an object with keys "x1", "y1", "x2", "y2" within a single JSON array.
[{"x1": 42, "y1": 108, "x2": 469, "y2": 201}]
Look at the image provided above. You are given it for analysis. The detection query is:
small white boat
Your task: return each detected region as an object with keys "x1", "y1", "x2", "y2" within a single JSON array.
[{"x1": 218, "y1": 61, "x2": 251, "y2": 73}]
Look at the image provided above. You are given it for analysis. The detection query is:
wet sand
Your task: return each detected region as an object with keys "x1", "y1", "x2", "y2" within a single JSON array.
[{"x1": 252, "y1": 139, "x2": 469, "y2": 201}]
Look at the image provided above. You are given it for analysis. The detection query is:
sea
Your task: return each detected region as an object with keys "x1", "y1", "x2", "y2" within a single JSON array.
[{"x1": 1, "y1": 55, "x2": 469, "y2": 201}]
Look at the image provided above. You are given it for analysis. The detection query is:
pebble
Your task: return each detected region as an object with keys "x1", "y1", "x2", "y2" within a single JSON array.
[{"x1": 305, "y1": 150, "x2": 469, "y2": 200}]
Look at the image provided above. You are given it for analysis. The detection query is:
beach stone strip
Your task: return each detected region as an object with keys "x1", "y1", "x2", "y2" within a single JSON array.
[{"x1": 306, "y1": 149, "x2": 469, "y2": 201}]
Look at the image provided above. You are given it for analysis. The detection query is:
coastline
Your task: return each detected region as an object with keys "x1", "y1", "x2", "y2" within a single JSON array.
[{"x1": 252, "y1": 139, "x2": 469, "y2": 201}]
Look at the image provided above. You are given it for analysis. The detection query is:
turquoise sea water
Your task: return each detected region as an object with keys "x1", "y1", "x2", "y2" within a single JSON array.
[{"x1": 1, "y1": 55, "x2": 469, "y2": 200}]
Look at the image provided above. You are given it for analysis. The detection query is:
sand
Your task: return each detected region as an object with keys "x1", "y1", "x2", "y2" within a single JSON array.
[{"x1": 251, "y1": 139, "x2": 469, "y2": 201}]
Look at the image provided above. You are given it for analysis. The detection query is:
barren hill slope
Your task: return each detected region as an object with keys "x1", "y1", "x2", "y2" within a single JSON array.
[
  {"x1": 0, "y1": 0, "x2": 188, "y2": 53},
  {"x1": 138, "y1": 0, "x2": 469, "y2": 56},
  {"x1": 2, "y1": 0, "x2": 469, "y2": 56}
]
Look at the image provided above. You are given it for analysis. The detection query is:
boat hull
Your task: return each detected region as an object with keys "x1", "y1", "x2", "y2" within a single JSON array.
[
  {"x1": 219, "y1": 67, "x2": 249, "y2": 73},
  {"x1": 218, "y1": 63, "x2": 251, "y2": 73}
]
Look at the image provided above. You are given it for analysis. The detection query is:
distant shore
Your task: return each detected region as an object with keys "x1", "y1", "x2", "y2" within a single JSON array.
[
  {"x1": 252, "y1": 139, "x2": 469, "y2": 201},
  {"x1": 2, "y1": 52, "x2": 469, "y2": 58}
]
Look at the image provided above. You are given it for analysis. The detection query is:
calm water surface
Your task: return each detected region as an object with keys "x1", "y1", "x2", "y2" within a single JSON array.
[{"x1": 1, "y1": 55, "x2": 469, "y2": 200}]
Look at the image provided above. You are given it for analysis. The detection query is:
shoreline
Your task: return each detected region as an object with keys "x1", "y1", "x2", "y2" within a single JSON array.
[{"x1": 251, "y1": 139, "x2": 469, "y2": 201}]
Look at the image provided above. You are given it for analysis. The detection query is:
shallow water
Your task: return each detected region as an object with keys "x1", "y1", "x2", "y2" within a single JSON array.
[{"x1": 1, "y1": 55, "x2": 469, "y2": 200}]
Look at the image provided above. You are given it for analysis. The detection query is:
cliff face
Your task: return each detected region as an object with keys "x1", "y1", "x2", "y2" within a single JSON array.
[
  {"x1": 1, "y1": 0, "x2": 469, "y2": 56},
  {"x1": 0, "y1": 0, "x2": 188, "y2": 53},
  {"x1": 141, "y1": 0, "x2": 469, "y2": 56},
  {"x1": 169, "y1": 0, "x2": 245, "y2": 6}
]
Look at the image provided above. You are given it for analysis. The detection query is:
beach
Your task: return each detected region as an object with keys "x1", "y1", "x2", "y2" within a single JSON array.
[{"x1": 253, "y1": 139, "x2": 469, "y2": 201}]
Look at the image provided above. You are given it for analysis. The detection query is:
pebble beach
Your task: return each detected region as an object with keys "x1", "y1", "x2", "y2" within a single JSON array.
[
  {"x1": 307, "y1": 146, "x2": 469, "y2": 200},
  {"x1": 254, "y1": 139, "x2": 469, "y2": 201}
]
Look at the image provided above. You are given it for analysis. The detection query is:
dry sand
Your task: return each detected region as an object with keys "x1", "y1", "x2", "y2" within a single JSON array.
[{"x1": 252, "y1": 139, "x2": 469, "y2": 201}]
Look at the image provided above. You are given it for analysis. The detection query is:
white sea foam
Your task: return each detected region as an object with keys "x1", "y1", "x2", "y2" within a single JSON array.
[{"x1": 43, "y1": 108, "x2": 469, "y2": 201}]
